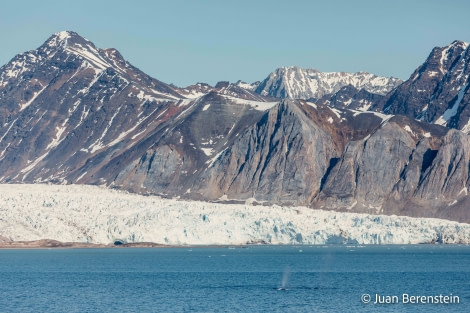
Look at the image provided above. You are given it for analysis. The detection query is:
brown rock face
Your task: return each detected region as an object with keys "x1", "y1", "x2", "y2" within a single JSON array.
[
  {"x1": 317, "y1": 123, "x2": 416, "y2": 210},
  {"x1": 195, "y1": 100, "x2": 340, "y2": 204}
]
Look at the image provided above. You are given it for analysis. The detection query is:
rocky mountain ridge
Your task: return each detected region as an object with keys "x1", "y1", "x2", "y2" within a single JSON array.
[
  {"x1": 1, "y1": 31, "x2": 470, "y2": 223},
  {"x1": 377, "y1": 40, "x2": 470, "y2": 132},
  {"x1": 254, "y1": 66, "x2": 402, "y2": 99}
]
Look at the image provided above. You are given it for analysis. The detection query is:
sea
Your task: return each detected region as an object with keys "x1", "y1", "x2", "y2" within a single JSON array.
[{"x1": 0, "y1": 245, "x2": 469, "y2": 312}]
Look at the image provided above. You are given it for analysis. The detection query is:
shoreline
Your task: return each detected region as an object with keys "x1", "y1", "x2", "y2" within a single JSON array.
[
  {"x1": 0, "y1": 239, "x2": 468, "y2": 250},
  {"x1": 0, "y1": 239, "x2": 255, "y2": 249},
  {"x1": 0, "y1": 239, "x2": 172, "y2": 249}
]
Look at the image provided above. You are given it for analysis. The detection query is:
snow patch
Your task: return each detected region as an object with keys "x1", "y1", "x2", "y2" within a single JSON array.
[
  {"x1": 343, "y1": 98, "x2": 352, "y2": 106},
  {"x1": 346, "y1": 200, "x2": 357, "y2": 210},
  {"x1": 88, "y1": 106, "x2": 122, "y2": 153},
  {"x1": 404, "y1": 125, "x2": 414, "y2": 135},
  {"x1": 177, "y1": 99, "x2": 194, "y2": 107},
  {"x1": 131, "y1": 129, "x2": 146, "y2": 140},
  {"x1": 182, "y1": 90, "x2": 207, "y2": 99},
  {"x1": 458, "y1": 187, "x2": 468, "y2": 196},
  {"x1": 223, "y1": 96, "x2": 279, "y2": 111},
  {"x1": 235, "y1": 81, "x2": 256, "y2": 91},
  {"x1": 306, "y1": 102, "x2": 317, "y2": 109},
  {"x1": 136, "y1": 90, "x2": 157, "y2": 102},
  {"x1": 106, "y1": 105, "x2": 161, "y2": 148},
  {"x1": 461, "y1": 118, "x2": 470, "y2": 134},
  {"x1": 20, "y1": 153, "x2": 49, "y2": 179},
  {"x1": 20, "y1": 85, "x2": 47, "y2": 111},
  {"x1": 0, "y1": 118, "x2": 18, "y2": 143},
  {"x1": 46, "y1": 121, "x2": 68, "y2": 150},
  {"x1": 75, "y1": 171, "x2": 87, "y2": 182},
  {"x1": 357, "y1": 102, "x2": 372, "y2": 111},
  {"x1": 201, "y1": 148, "x2": 213, "y2": 156},
  {"x1": 328, "y1": 107, "x2": 342, "y2": 119},
  {"x1": 352, "y1": 110, "x2": 393, "y2": 124},
  {"x1": 206, "y1": 148, "x2": 228, "y2": 167},
  {"x1": 77, "y1": 70, "x2": 103, "y2": 95},
  {"x1": 55, "y1": 31, "x2": 72, "y2": 41},
  {"x1": 66, "y1": 44, "x2": 111, "y2": 70},
  {"x1": 439, "y1": 46, "x2": 450, "y2": 74},
  {"x1": 435, "y1": 82, "x2": 469, "y2": 126}
]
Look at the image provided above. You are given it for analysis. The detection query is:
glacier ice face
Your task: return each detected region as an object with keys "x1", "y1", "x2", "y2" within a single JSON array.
[{"x1": 0, "y1": 184, "x2": 469, "y2": 245}]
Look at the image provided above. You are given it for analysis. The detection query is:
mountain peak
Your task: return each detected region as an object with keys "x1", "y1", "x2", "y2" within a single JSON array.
[
  {"x1": 450, "y1": 40, "x2": 470, "y2": 48},
  {"x1": 255, "y1": 66, "x2": 402, "y2": 99},
  {"x1": 37, "y1": 31, "x2": 118, "y2": 72},
  {"x1": 380, "y1": 39, "x2": 470, "y2": 131},
  {"x1": 276, "y1": 66, "x2": 319, "y2": 74},
  {"x1": 45, "y1": 30, "x2": 85, "y2": 48},
  {"x1": 53, "y1": 30, "x2": 75, "y2": 40}
]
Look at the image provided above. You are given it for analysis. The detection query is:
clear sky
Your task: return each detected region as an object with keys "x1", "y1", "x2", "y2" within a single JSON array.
[{"x1": 1, "y1": 0, "x2": 469, "y2": 87}]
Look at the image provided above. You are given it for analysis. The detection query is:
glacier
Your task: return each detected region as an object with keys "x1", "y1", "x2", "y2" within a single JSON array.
[{"x1": 0, "y1": 184, "x2": 470, "y2": 245}]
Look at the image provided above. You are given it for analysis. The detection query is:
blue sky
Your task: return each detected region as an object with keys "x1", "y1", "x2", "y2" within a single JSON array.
[{"x1": 1, "y1": 0, "x2": 469, "y2": 87}]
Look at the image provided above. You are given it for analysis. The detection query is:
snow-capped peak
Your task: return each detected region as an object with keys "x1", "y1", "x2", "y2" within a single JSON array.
[
  {"x1": 0, "y1": 31, "x2": 119, "y2": 88},
  {"x1": 234, "y1": 80, "x2": 260, "y2": 91},
  {"x1": 255, "y1": 66, "x2": 403, "y2": 99},
  {"x1": 37, "y1": 31, "x2": 119, "y2": 72},
  {"x1": 55, "y1": 30, "x2": 73, "y2": 41},
  {"x1": 45, "y1": 30, "x2": 80, "y2": 50},
  {"x1": 450, "y1": 40, "x2": 470, "y2": 49}
]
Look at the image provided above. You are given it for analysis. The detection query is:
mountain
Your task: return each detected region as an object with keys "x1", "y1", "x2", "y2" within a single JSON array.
[
  {"x1": 180, "y1": 80, "x2": 270, "y2": 102},
  {"x1": 254, "y1": 66, "x2": 402, "y2": 99},
  {"x1": 1, "y1": 32, "x2": 470, "y2": 224},
  {"x1": 0, "y1": 31, "x2": 276, "y2": 186},
  {"x1": 378, "y1": 40, "x2": 470, "y2": 133},
  {"x1": 315, "y1": 85, "x2": 385, "y2": 111},
  {"x1": 234, "y1": 80, "x2": 260, "y2": 91},
  {"x1": 0, "y1": 31, "x2": 184, "y2": 183}
]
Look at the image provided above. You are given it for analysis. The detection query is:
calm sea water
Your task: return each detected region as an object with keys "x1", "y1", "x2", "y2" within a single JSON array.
[{"x1": 0, "y1": 245, "x2": 469, "y2": 312}]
